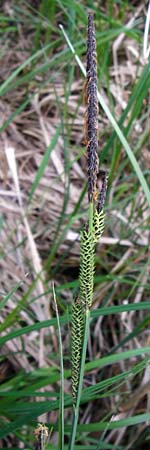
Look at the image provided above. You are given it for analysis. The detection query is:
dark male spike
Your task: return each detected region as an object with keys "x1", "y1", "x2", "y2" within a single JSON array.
[{"x1": 85, "y1": 13, "x2": 99, "y2": 202}]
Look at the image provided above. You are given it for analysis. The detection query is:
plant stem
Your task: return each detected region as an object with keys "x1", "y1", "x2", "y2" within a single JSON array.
[{"x1": 53, "y1": 285, "x2": 64, "y2": 450}]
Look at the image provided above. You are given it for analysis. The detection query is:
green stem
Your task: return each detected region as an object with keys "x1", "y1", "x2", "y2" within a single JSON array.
[{"x1": 68, "y1": 308, "x2": 90, "y2": 450}]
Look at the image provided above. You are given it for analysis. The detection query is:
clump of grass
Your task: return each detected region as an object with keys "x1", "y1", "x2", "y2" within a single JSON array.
[{"x1": 1, "y1": 2, "x2": 150, "y2": 449}]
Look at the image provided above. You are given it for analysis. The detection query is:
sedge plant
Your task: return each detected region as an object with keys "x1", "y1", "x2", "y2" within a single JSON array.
[
  {"x1": 69, "y1": 14, "x2": 107, "y2": 450},
  {"x1": 1, "y1": 4, "x2": 150, "y2": 449}
]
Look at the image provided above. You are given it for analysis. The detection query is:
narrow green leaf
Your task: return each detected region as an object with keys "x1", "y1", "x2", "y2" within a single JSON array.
[
  {"x1": 0, "y1": 42, "x2": 54, "y2": 97},
  {"x1": 86, "y1": 347, "x2": 150, "y2": 372},
  {"x1": 76, "y1": 412, "x2": 150, "y2": 432},
  {"x1": 1, "y1": 303, "x2": 150, "y2": 347},
  {"x1": 53, "y1": 285, "x2": 64, "y2": 450},
  {"x1": 29, "y1": 124, "x2": 61, "y2": 202},
  {"x1": 0, "y1": 283, "x2": 21, "y2": 311}
]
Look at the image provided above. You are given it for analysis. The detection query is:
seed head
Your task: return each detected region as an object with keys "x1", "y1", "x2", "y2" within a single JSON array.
[{"x1": 85, "y1": 13, "x2": 99, "y2": 202}]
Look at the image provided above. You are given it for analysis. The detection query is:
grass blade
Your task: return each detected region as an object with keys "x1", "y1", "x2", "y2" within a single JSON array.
[{"x1": 53, "y1": 284, "x2": 64, "y2": 450}]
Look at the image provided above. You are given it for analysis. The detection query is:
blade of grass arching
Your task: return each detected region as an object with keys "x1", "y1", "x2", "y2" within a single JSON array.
[
  {"x1": 95, "y1": 419, "x2": 111, "y2": 450},
  {"x1": 0, "y1": 15, "x2": 18, "y2": 23},
  {"x1": 1, "y1": 394, "x2": 68, "y2": 416},
  {"x1": 44, "y1": 1, "x2": 56, "y2": 45},
  {"x1": 33, "y1": 0, "x2": 55, "y2": 51},
  {"x1": 0, "y1": 70, "x2": 56, "y2": 132},
  {"x1": 56, "y1": 0, "x2": 87, "y2": 25},
  {"x1": 34, "y1": 1, "x2": 48, "y2": 52},
  {"x1": 22, "y1": 411, "x2": 150, "y2": 435},
  {"x1": 97, "y1": 89, "x2": 150, "y2": 206},
  {"x1": 96, "y1": 26, "x2": 139, "y2": 45},
  {"x1": 0, "y1": 283, "x2": 22, "y2": 311},
  {"x1": 0, "y1": 371, "x2": 61, "y2": 402},
  {"x1": 68, "y1": 308, "x2": 90, "y2": 450},
  {"x1": 51, "y1": 86, "x2": 70, "y2": 232},
  {"x1": 44, "y1": 76, "x2": 72, "y2": 271},
  {"x1": 48, "y1": 447, "x2": 117, "y2": 450},
  {"x1": 45, "y1": 210, "x2": 80, "y2": 271},
  {"x1": 0, "y1": 278, "x2": 38, "y2": 333},
  {"x1": 75, "y1": 412, "x2": 150, "y2": 432},
  {"x1": 50, "y1": 61, "x2": 84, "y2": 264},
  {"x1": 0, "y1": 96, "x2": 33, "y2": 133},
  {"x1": 81, "y1": 358, "x2": 149, "y2": 404},
  {"x1": 126, "y1": 256, "x2": 150, "y2": 300},
  {"x1": 125, "y1": 70, "x2": 150, "y2": 134},
  {"x1": 72, "y1": 182, "x2": 87, "y2": 217},
  {"x1": 0, "y1": 394, "x2": 72, "y2": 441},
  {"x1": 1, "y1": 354, "x2": 149, "y2": 415},
  {"x1": 95, "y1": 273, "x2": 149, "y2": 289},
  {"x1": 0, "y1": 406, "x2": 54, "y2": 440},
  {"x1": 28, "y1": 124, "x2": 61, "y2": 202},
  {"x1": 0, "y1": 39, "x2": 68, "y2": 97},
  {"x1": 1, "y1": 37, "x2": 86, "y2": 98},
  {"x1": 52, "y1": 182, "x2": 87, "y2": 276},
  {"x1": 92, "y1": 301, "x2": 150, "y2": 317},
  {"x1": 0, "y1": 25, "x2": 17, "y2": 33},
  {"x1": 0, "y1": 376, "x2": 59, "y2": 400},
  {"x1": 68, "y1": 443, "x2": 120, "y2": 450},
  {"x1": 85, "y1": 347, "x2": 150, "y2": 373},
  {"x1": 53, "y1": 284, "x2": 64, "y2": 450},
  {"x1": 60, "y1": 26, "x2": 150, "y2": 207},
  {"x1": 100, "y1": 63, "x2": 150, "y2": 164},
  {"x1": 1, "y1": 348, "x2": 150, "y2": 404},
  {"x1": 0, "y1": 41, "x2": 56, "y2": 97},
  {"x1": 2, "y1": 411, "x2": 150, "y2": 441},
  {"x1": 1, "y1": 301, "x2": 150, "y2": 347},
  {"x1": 108, "y1": 66, "x2": 150, "y2": 183},
  {"x1": 108, "y1": 316, "x2": 150, "y2": 355}
]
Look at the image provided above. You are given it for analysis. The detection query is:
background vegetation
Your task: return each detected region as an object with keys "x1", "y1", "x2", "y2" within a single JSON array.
[{"x1": 0, "y1": 0, "x2": 150, "y2": 449}]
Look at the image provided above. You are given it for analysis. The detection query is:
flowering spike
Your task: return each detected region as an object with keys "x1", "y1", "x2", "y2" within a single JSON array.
[{"x1": 85, "y1": 13, "x2": 99, "y2": 202}]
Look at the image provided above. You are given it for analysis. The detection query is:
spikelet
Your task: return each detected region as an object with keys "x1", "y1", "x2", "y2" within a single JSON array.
[
  {"x1": 93, "y1": 174, "x2": 107, "y2": 243},
  {"x1": 93, "y1": 209, "x2": 105, "y2": 244},
  {"x1": 71, "y1": 297, "x2": 84, "y2": 404},
  {"x1": 79, "y1": 227, "x2": 95, "y2": 309}
]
